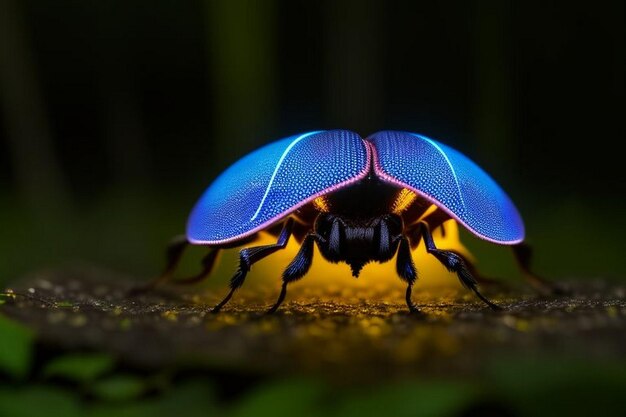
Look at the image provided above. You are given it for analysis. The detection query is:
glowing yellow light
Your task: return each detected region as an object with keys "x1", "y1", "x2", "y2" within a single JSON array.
[
  {"x1": 313, "y1": 196, "x2": 330, "y2": 212},
  {"x1": 201, "y1": 219, "x2": 475, "y2": 303},
  {"x1": 392, "y1": 188, "x2": 417, "y2": 214},
  {"x1": 418, "y1": 204, "x2": 438, "y2": 220}
]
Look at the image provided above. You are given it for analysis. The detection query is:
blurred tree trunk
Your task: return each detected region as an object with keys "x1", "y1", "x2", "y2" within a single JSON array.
[
  {"x1": 472, "y1": 0, "x2": 514, "y2": 177},
  {"x1": 205, "y1": 0, "x2": 277, "y2": 165},
  {"x1": 0, "y1": 0, "x2": 71, "y2": 217},
  {"x1": 325, "y1": 0, "x2": 384, "y2": 134},
  {"x1": 93, "y1": 3, "x2": 151, "y2": 190}
]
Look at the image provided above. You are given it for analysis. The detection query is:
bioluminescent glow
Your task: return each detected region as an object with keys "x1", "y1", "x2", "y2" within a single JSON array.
[
  {"x1": 368, "y1": 131, "x2": 524, "y2": 244},
  {"x1": 250, "y1": 130, "x2": 323, "y2": 221},
  {"x1": 222, "y1": 220, "x2": 474, "y2": 301},
  {"x1": 187, "y1": 130, "x2": 370, "y2": 245},
  {"x1": 392, "y1": 188, "x2": 418, "y2": 214}
]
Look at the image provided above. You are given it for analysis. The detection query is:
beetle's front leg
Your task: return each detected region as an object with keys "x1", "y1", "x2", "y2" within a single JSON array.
[
  {"x1": 394, "y1": 235, "x2": 420, "y2": 313},
  {"x1": 266, "y1": 232, "x2": 319, "y2": 314}
]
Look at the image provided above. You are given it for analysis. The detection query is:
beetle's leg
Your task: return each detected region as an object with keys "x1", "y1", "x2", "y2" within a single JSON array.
[
  {"x1": 512, "y1": 243, "x2": 566, "y2": 295},
  {"x1": 267, "y1": 233, "x2": 319, "y2": 314},
  {"x1": 408, "y1": 224, "x2": 508, "y2": 289},
  {"x1": 128, "y1": 234, "x2": 189, "y2": 295},
  {"x1": 444, "y1": 249, "x2": 505, "y2": 288},
  {"x1": 395, "y1": 235, "x2": 420, "y2": 313},
  {"x1": 173, "y1": 248, "x2": 221, "y2": 285},
  {"x1": 212, "y1": 218, "x2": 294, "y2": 313},
  {"x1": 419, "y1": 222, "x2": 501, "y2": 311}
]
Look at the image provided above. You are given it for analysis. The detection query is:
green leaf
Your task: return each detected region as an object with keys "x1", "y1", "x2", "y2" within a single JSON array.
[
  {"x1": 87, "y1": 380, "x2": 217, "y2": 417},
  {"x1": 154, "y1": 380, "x2": 217, "y2": 417},
  {"x1": 333, "y1": 380, "x2": 477, "y2": 417},
  {"x1": 487, "y1": 356, "x2": 626, "y2": 417},
  {"x1": 0, "y1": 314, "x2": 35, "y2": 379},
  {"x1": 90, "y1": 374, "x2": 147, "y2": 401},
  {"x1": 230, "y1": 378, "x2": 326, "y2": 417},
  {"x1": 87, "y1": 402, "x2": 160, "y2": 417},
  {"x1": 0, "y1": 386, "x2": 81, "y2": 417},
  {"x1": 43, "y1": 353, "x2": 115, "y2": 383}
]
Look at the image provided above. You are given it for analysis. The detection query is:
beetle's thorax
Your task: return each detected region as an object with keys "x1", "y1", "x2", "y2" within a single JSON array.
[
  {"x1": 314, "y1": 213, "x2": 403, "y2": 277},
  {"x1": 321, "y1": 175, "x2": 399, "y2": 217}
]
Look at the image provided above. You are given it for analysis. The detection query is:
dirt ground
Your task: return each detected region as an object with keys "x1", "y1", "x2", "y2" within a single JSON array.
[{"x1": 2, "y1": 265, "x2": 625, "y2": 382}]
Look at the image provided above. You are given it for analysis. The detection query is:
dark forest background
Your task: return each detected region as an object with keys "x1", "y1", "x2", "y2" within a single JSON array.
[{"x1": 1, "y1": 0, "x2": 624, "y2": 284}]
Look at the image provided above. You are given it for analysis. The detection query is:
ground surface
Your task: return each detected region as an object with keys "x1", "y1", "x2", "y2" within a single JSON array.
[{"x1": 2, "y1": 265, "x2": 625, "y2": 383}]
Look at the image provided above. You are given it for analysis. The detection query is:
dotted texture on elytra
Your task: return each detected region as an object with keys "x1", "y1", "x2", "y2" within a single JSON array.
[
  {"x1": 368, "y1": 131, "x2": 524, "y2": 244},
  {"x1": 187, "y1": 130, "x2": 369, "y2": 244}
]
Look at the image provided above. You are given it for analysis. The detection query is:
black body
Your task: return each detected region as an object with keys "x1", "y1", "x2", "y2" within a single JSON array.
[
  {"x1": 314, "y1": 213, "x2": 402, "y2": 278},
  {"x1": 311, "y1": 177, "x2": 404, "y2": 277}
]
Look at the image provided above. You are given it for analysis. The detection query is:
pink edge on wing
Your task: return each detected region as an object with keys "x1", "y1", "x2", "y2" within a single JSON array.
[
  {"x1": 365, "y1": 141, "x2": 523, "y2": 246},
  {"x1": 187, "y1": 139, "x2": 373, "y2": 246}
]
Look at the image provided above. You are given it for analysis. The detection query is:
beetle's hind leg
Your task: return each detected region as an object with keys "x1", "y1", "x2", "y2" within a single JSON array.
[
  {"x1": 128, "y1": 235, "x2": 188, "y2": 295},
  {"x1": 172, "y1": 248, "x2": 221, "y2": 285},
  {"x1": 127, "y1": 235, "x2": 203, "y2": 295},
  {"x1": 512, "y1": 243, "x2": 566, "y2": 295},
  {"x1": 267, "y1": 232, "x2": 319, "y2": 314},
  {"x1": 212, "y1": 219, "x2": 294, "y2": 313},
  {"x1": 128, "y1": 235, "x2": 221, "y2": 296},
  {"x1": 418, "y1": 222, "x2": 501, "y2": 311}
]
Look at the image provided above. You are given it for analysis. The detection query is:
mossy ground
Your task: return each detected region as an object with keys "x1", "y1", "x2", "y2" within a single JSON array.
[
  {"x1": 1, "y1": 266, "x2": 625, "y2": 416},
  {"x1": 3, "y1": 266, "x2": 625, "y2": 377}
]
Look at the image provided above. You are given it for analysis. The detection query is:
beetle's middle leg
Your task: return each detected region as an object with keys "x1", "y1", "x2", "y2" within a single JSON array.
[
  {"x1": 212, "y1": 218, "x2": 294, "y2": 313},
  {"x1": 407, "y1": 217, "x2": 498, "y2": 288},
  {"x1": 418, "y1": 222, "x2": 501, "y2": 311}
]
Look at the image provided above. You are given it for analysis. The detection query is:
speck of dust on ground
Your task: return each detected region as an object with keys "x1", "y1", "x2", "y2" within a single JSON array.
[{"x1": 1, "y1": 265, "x2": 625, "y2": 382}]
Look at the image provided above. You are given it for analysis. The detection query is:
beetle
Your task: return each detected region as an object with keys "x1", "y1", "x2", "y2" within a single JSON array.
[{"x1": 135, "y1": 130, "x2": 556, "y2": 313}]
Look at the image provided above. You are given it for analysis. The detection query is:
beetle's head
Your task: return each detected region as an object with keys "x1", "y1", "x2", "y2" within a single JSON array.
[{"x1": 314, "y1": 213, "x2": 403, "y2": 277}]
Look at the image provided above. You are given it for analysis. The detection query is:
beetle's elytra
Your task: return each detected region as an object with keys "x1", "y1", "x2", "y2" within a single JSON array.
[{"x1": 137, "y1": 130, "x2": 554, "y2": 313}]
